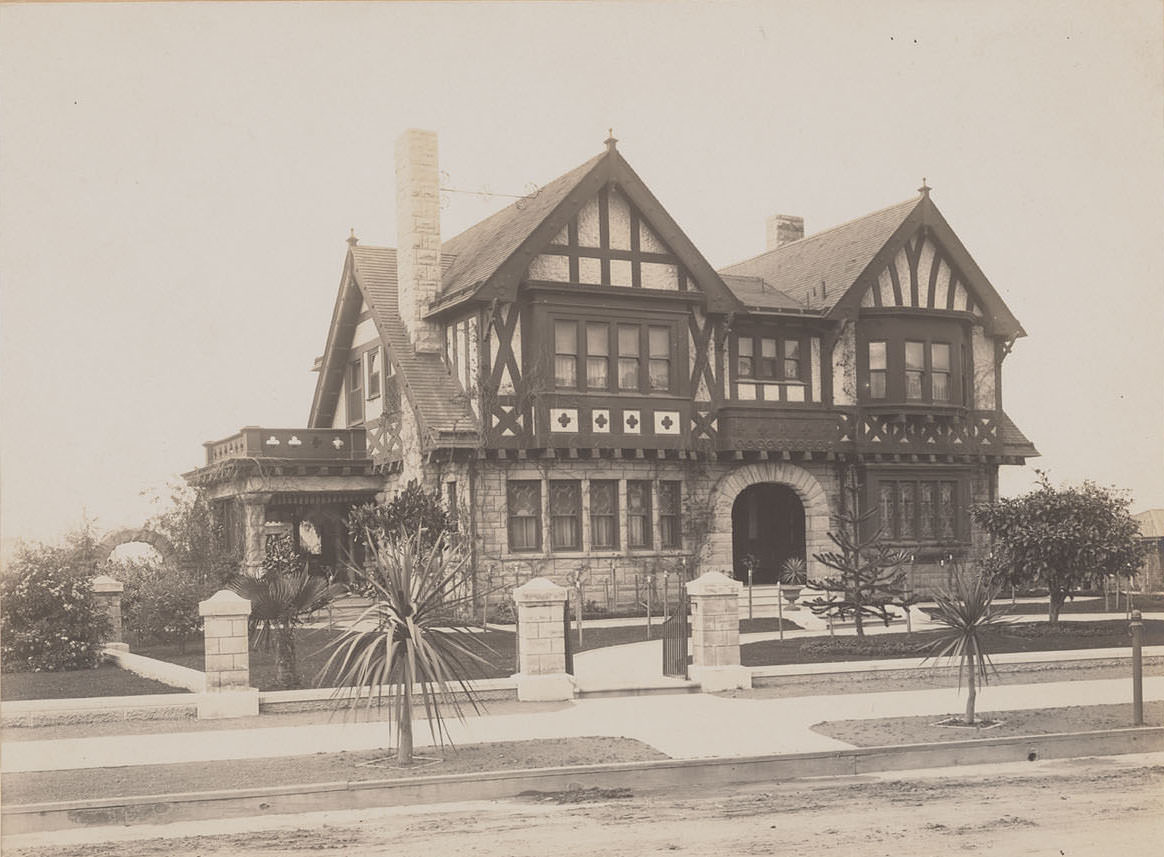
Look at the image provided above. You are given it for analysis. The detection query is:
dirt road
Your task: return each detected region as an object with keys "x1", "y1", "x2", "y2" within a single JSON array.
[{"x1": 8, "y1": 755, "x2": 1162, "y2": 856}]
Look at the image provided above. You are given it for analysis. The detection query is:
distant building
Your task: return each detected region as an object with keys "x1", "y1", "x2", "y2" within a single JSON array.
[
  {"x1": 1134, "y1": 509, "x2": 1164, "y2": 592},
  {"x1": 185, "y1": 130, "x2": 1037, "y2": 602}
]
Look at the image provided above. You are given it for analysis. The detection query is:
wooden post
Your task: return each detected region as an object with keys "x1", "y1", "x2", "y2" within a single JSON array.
[{"x1": 1131, "y1": 609, "x2": 1144, "y2": 726}]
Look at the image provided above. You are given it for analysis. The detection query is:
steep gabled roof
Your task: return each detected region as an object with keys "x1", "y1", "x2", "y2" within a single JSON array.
[
  {"x1": 308, "y1": 246, "x2": 476, "y2": 441},
  {"x1": 429, "y1": 143, "x2": 741, "y2": 315},
  {"x1": 719, "y1": 193, "x2": 1025, "y2": 338},
  {"x1": 720, "y1": 197, "x2": 919, "y2": 311},
  {"x1": 1135, "y1": 509, "x2": 1164, "y2": 540}
]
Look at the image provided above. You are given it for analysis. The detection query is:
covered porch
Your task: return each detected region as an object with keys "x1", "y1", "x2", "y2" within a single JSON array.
[{"x1": 184, "y1": 426, "x2": 385, "y2": 578}]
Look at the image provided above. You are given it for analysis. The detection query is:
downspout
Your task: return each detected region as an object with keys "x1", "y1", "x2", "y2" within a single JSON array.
[{"x1": 469, "y1": 452, "x2": 480, "y2": 609}]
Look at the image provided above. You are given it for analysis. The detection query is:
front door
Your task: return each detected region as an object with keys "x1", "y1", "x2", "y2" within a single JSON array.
[{"x1": 731, "y1": 483, "x2": 806, "y2": 584}]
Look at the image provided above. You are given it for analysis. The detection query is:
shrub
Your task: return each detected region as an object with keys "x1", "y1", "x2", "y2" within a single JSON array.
[
  {"x1": 1, "y1": 542, "x2": 111, "y2": 672},
  {"x1": 110, "y1": 555, "x2": 213, "y2": 652},
  {"x1": 800, "y1": 637, "x2": 928, "y2": 658}
]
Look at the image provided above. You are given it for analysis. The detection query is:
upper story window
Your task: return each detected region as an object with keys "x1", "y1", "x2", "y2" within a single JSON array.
[
  {"x1": 733, "y1": 330, "x2": 810, "y2": 403},
  {"x1": 366, "y1": 348, "x2": 381, "y2": 400},
  {"x1": 859, "y1": 318, "x2": 966, "y2": 407},
  {"x1": 552, "y1": 317, "x2": 675, "y2": 395},
  {"x1": 347, "y1": 359, "x2": 364, "y2": 425}
]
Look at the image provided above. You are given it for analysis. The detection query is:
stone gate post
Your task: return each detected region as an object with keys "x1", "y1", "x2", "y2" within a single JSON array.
[
  {"x1": 513, "y1": 577, "x2": 575, "y2": 702},
  {"x1": 198, "y1": 589, "x2": 259, "y2": 719},
  {"x1": 91, "y1": 574, "x2": 127, "y2": 652},
  {"x1": 686, "y1": 571, "x2": 751, "y2": 692}
]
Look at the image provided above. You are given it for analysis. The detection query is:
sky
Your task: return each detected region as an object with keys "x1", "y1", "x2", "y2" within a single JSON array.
[{"x1": 1, "y1": 0, "x2": 1162, "y2": 553}]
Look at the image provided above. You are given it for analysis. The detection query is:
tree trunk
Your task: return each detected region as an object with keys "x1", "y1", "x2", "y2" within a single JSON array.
[
  {"x1": 853, "y1": 611, "x2": 865, "y2": 638},
  {"x1": 965, "y1": 667, "x2": 977, "y2": 725},
  {"x1": 274, "y1": 623, "x2": 299, "y2": 690},
  {"x1": 397, "y1": 687, "x2": 414, "y2": 765},
  {"x1": 1048, "y1": 589, "x2": 1066, "y2": 626}
]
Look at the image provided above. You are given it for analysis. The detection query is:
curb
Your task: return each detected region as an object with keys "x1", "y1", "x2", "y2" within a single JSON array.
[{"x1": 4, "y1": 726, "x2": 1162, "y2": 836}]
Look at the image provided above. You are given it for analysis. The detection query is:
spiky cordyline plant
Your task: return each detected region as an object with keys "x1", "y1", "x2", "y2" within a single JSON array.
[
  {"x1": 319, "y1": 529, "x2": 493, "y2": 765},
  {"x1": 924, "y1": 568, "x2": 1013, "y2": 725}
]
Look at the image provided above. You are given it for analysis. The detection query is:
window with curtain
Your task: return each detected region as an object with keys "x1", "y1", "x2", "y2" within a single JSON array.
[
  {"x1": 868, "y1": 341, "x2": 887, "y2": 399},
  {"x1": 658, "y1": 480, "x2": 681, "y2": 548},
  {"x1": 507, "y1": 480, "x2": 541, "y2": 551},
  {"x1": 586, "y1": 322, "x2": 610, "y2": 390},
  {"x1": 549, "y1": 480, "x2": 581, "y2": 551},
  {"x1": 627, "y1": 480, "x2": 652, "y2": 548},
  {"x1": 877, "y1": 478, "x2": 962, "y2": 542},
  {"x1": 589, "y1": 480, "x2": 618, "y2": 549},
  {"x1": 931, "y1": 342, "x2": 951, "y2": 401},
  {"x1": 554, "y1": 321, "x2": 578, "y2": 388},
  {"x1": 618, "y1": 324, "x2": 639, "y2": 390},
  {"x1": 648, "y1": 326, "x2": 671, "y2": 391},
  {"x1": 365, "y1": 348, "x2": 381, "y2": 399},
  {"x1": 905, "y1": 341, "x2": 925, "y2": 400}
]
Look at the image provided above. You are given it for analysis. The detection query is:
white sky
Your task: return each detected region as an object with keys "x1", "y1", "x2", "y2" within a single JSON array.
[{"x1": 2, "y1": 0, "x2": 1162, "y2": 550}]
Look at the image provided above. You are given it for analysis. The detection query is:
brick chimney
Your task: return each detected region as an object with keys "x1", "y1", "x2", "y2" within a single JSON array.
[
  {"x1": 765, "y1": 214, "x2": 804, "y2": 250},
  {"x1": 395, "y1": 129, "x2": 443, "y2": 353}
]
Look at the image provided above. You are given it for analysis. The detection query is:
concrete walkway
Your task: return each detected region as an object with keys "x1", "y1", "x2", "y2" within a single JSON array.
[{"x1": 5, "y1": 676, "x2": 1161, "y2": 775}]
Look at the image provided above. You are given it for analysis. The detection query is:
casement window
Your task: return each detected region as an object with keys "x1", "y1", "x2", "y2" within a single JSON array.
[
  {"x1": 627, "y1": 480, "x2": 653, "y2": 548},
  {"x1": 734, "y1": 331, "x2": 810, "y2": 402},
  {"x1": 931, "y1": 343, "x2": 951, "y2": 402},
  {"x1": 877, "y1": 478, "x2": 960, "y2": 541},
  {"x1": 549, "y1": 480, "x2": 582, "y2": 551},
  {"x1": 658, "y1": 481, "x2": 682, "y2": 549},
  {"x1": 617, "y1": 324, "x2": 640, "y2": 390},
  {"x1": 647, "y1": 326, "x2": 671, "y2": 391},
  {"x1": 586, "y1": 323, "x2": 610, "y2": 390},
  {"x1": 905, "y1": 341, "x2": 925, "y2": 400},
  {"x1": 507, "y1": 480, "x2": 542, "y2": 551},
  {"x1": 347, "y1": 359, "x2": 365, "y2": 424},
  {"x1": 589, "y1": 480, "x2": 619, "y2": 549},
  {"x1": 554, "y1": 320, "x2": 578, "y2": 388},
  {"x1": 868, "y1": 341, "x2": 888, "y2": 399},
  {"x1": 366, "y1": 348, "x2": 382, "y2": 400}
]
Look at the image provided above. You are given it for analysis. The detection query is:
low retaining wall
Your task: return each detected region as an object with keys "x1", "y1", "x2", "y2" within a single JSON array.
[
  {"x1": 1, "y1": 694, "x2": 197, "y2": 729},
  {"x1": 4, "y1": 726, "x2": 1162, "y2": 836},
  {"x1": 259, "y1": 678, "x2": 519, "y2": 714},
  {"x1": 105, "y1": 648, "x2": 206, "y2": 693}
]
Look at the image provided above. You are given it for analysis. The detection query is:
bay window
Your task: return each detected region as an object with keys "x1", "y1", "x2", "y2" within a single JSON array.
[
  {"x1": 554, "y1": 321, "x2": 578, "y2": 388},
  {"x1": 859, "y1": 318, "x2": 966, "y2": 406},
  {"x1": 552, "y1": 316, "x2": 675, "y2": 395}
]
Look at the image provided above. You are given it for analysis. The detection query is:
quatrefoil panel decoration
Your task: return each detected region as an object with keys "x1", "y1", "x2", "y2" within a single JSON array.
[
  {"x1": 623, "y1": 409, "x2": 641, "y2": 434},
  {"x1": 654, "y1": 410, "x2": 680, "y2": 435},
  {"x1": 549, "y1": 408, "x2": 579, "y2": 433},
  {"x1": 592, "y1": 409, "x2": 610, "y2": 433}
]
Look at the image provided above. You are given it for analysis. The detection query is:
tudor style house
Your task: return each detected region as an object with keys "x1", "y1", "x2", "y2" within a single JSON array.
[{"x1": 186, "y1": 130, "x2": 1036, "y2": 602}]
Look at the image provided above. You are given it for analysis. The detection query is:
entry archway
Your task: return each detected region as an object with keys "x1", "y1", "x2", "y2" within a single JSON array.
[
  {"x1": 706, "y1": 462, "x2": 833, "y2": 582},
  {"x1": 731, "y1": 484, "x2": 805, "y2": 584}
]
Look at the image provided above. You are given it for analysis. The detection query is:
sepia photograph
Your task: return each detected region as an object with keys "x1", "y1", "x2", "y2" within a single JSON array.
[{"x1": 1, "y1": 1, "x2": 1162, "y2": 854}]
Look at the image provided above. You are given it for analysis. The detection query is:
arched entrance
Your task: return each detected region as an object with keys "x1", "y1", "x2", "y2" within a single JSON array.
[{"x1": 731, "y1": 484, "x2": 805, "y2": 584}]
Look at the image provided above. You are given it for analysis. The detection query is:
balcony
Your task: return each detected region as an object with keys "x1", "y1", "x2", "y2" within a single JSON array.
[{"x1": 203, "y1": 426, "x2": 368, "y2": 465}]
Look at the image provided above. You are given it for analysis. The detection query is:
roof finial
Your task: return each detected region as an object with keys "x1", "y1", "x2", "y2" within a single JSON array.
[
  {"x1": 605, "y1": 129, "x2": 618, "y2": 152},
  {"x1": 918, "y1": 177, "x2": 931, "y2": 197},
  {"x1": 347, "y1": 228, "x2": 359, "y2": 247}
]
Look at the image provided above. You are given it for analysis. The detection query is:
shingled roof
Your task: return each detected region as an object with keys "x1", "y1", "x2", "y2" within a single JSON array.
[
  {"x1": 719, "y1": 197, "x2": 920, "y2": 311},
  {"x1": 348, "y1": 246, "x2": 477, "y2": 441}
]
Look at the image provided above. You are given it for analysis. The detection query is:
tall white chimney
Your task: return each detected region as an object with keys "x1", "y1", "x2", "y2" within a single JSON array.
[
  {"x1": 395, "y1": 129, "x2": 443, "y2": 353},
  {"x1": 766, "y1": 214, "x2": 804, "y2": 250}
]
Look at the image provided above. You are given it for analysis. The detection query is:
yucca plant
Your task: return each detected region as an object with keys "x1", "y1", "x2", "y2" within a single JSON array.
[
  {"x1": 318, "y1": 529, "x2": 493, "y2": 765},
  {"x1": 230, "y1": 568, "x2": 343, "y2": 691},
  {"x1": 924, "y1": 568, "x2": 1012, "y2": 725}
]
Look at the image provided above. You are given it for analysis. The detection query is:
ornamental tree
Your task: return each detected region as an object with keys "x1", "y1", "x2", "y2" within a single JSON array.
[{"x1": 972, "y1": 473, "x2": 1146, "y2": 625}]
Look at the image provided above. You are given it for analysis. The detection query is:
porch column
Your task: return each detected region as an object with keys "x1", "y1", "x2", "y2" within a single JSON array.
[
  {"x1": 513, "y1": 577, "x2": 575, "y2": 702},
  {"x1": 197, "y1": 589, "x2": 259, "y2": 719},
  {"x1": 91, "y1": 574, "x2": 127, "y2": 652},
  {"x1": 686, "y1": 571, "x2": 751, "y2": 692},
  {"x1": 240, "y1": 493, "x2": 271, "y2": 578}
]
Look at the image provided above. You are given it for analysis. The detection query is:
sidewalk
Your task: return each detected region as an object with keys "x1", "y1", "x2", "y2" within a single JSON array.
[{"x1": 5, "y1": 675, "x2": 1161, "y2": 774}]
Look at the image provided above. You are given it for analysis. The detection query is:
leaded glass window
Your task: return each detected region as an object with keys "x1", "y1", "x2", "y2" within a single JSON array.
[
  {"x1": 879, "y1": 484, "x2": 895, "y2": 537},
  {"x1": 938, "y1": 482, "x2": 956, "y2": 539},
  {"x1": 919, "y1": 482, "x2": 935, "y2": 539},
  {"x1": 627, "y1": 480, "x2": 652, "y2": 548},
  {"x1": 658, "y1": 481, "x2": 681, "y2": 548},
  {"x1": 590, "y1": 480, "x2": 618, "y2": 549},
  {"x1": 549, "y1": 480, "x2": 581, "y2": 551},
  {"x1": 899, "y1": 483, "x2": 916, "y2": 539},
  {"x1": 507, "y1": 480, "x2": 541, "y2": 551}
]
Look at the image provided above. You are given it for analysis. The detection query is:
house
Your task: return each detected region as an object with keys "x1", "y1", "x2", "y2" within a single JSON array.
[
  {"x1": 184, "y1": 129, "x2": 1037, "y2": 602},
  {"x1": 1133, "y1": 509, "x2": 1164, "y2": 592}
]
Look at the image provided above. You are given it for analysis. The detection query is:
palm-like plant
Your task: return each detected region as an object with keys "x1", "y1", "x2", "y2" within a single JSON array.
[
  {"x1": 230, "y1": 560, "x2": 343, "y2": 690},
  {"x1": 924, "y1": 569, "x2": 1012, "y2": 725},
  {"x1": 319, "y1": 529, "x2": 493, "y2": 765}
]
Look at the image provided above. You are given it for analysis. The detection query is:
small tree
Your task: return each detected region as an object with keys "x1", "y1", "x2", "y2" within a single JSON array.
[
  {"x1": 1, "y1": 533, "x2": 111, "y2": 672},
  {"x1": 320, "y1": 529, "x2": 492, "y2": 765},
  {"x1": 804, "y1": 477, "x2": 910, "y2": 637},
  {"x1": 348, "y1": 481, "x2": 453, "y2": 553},
  {"x1": 230, "y1": 534, "x2": 342, "y2": 689},
  {"x1": 925, "y1": 569, "x2": 1012, "y2": 725},
  {"x1": 973, "y1": 474, "x2": 1147, "y2": 625}
]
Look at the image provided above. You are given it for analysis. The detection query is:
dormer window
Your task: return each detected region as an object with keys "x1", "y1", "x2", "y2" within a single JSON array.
[
  {"x1": 366, "y1": 348, "x2": 381, "y2": 399},
  {"x1": 732, "y1": 330, "x2": 811, "y2": 402},
  {"x1": 860, "y1": 318, "x2": 965, "y2": 407}
]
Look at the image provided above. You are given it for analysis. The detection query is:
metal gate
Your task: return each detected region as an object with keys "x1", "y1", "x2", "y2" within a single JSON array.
[
  {"x1": 563, "y1": 599, "x2": 574, "y2": 675},
  {"x1": 661, "y1": 591, "x2": 689, "y2": 678}
]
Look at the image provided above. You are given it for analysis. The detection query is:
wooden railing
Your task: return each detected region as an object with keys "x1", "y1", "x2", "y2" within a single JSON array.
[{"x1": 203, "y1": 427, "x2": 368, "y2": 464}]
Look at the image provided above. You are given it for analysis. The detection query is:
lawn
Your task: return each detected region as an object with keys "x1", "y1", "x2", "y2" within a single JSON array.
[
  {"x1": 922, "y1": 594, "x2": 1164, "y2": 618},
  {"x1": 0, "y1": 662, "x2": 189, "y2": 701},
  {"x1": 741, "y1": 619, "x2": 1164, "y2": 667}
]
